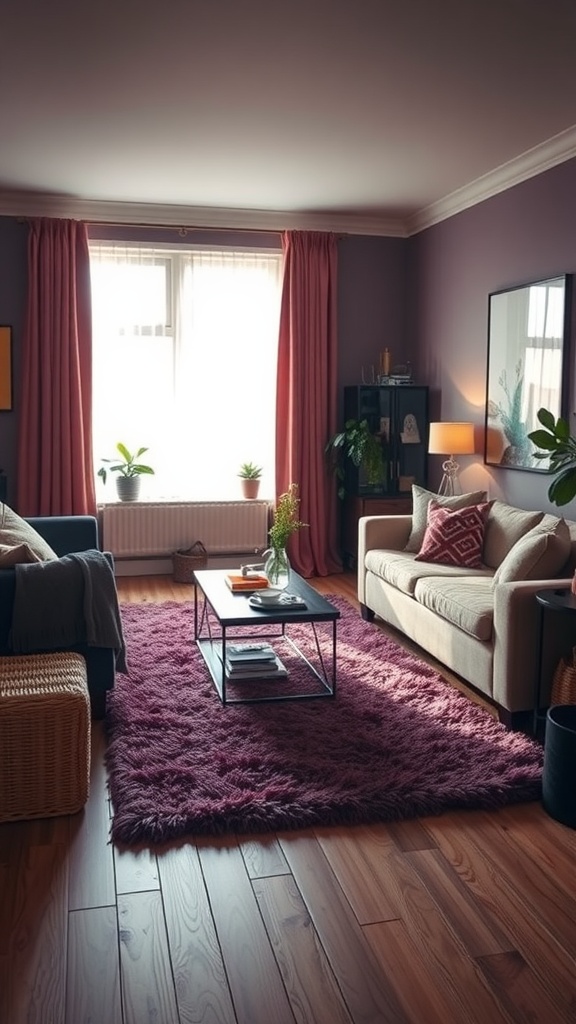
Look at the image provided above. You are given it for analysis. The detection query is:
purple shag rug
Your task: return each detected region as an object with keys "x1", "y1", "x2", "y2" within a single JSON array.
[{"x1": 105, "y1": 598, "x2": 543, "y2": 844}]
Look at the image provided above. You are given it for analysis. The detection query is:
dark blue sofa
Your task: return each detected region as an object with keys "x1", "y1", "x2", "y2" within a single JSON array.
[{"x1": 0, "y1": 515, "x2": 116, "y2": 719}]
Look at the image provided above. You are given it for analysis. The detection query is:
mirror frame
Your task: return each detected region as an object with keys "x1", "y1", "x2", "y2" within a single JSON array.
[{"x1": 484, "y1": 274, "x2": 572, "y2": 472}]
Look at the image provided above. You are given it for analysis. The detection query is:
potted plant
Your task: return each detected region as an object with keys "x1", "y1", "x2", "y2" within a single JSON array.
[
  {"x1": 528, "y1": 407, "x2": 576, "y2": 505},
  {"x1": 325, "y1": 418, "x2": 385, "y2": 498},
  {"x1": 98, "y1": 443, "x2": 155, "y2": 502},
  {"x1": 238, "y1": 461, "x2": 262, "y2": 499}
]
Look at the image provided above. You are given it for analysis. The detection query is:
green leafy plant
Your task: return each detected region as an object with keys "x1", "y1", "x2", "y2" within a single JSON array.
[
  {"x1": 238, "y1": 461, "x2": 262, "y2": 479},
  {"x1": 528, "y1": 407, "x2": 576, "y2": 506},
  {"x1": 97, "y1": 443, "x2": 155, "y2": 486},
  {"x1": 269, "y1": 483, "x2": 308, "y2": 549},
  {"x1": 325, "y1": 418, "x2": 385, "y2": 498}
]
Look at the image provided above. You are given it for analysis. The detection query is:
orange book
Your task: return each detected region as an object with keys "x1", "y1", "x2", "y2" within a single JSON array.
[{"x1": 225, "y1": 573, "x2": 269, "y2": 592}]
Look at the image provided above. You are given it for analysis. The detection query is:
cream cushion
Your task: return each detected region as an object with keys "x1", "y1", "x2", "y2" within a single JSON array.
[
  {"x1": 414, "y1": 576, "x2": 494, "y2": 641},
  {"x1": 492, "y1": 514, "x2": 571, "y2": 585},
  {"x1": 365, "y1": 548, "x2": 494, "y2": 597},
  {"x1": 404, "y1": 485, "x2": 488, "y2": 553},
  {"x1": 482, "y1": 501, "x2": 544, "y2": 568},
  {"x1": 0, "y1": 504, "x2": 58, "y2": 562}
]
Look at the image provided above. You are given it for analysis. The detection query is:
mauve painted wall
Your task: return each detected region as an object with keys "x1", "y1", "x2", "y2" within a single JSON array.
[
  {"x1": 337, "y1": 234, "x2": 410, "y2": 409},
  {"x1": 410, "y1": 156, "x2": 576, "y2": 515}
]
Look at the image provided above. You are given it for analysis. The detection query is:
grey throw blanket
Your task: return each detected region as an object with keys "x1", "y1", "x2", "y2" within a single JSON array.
[{"x1": 10, "y1": 549, "x2": 127, "y2": 672}]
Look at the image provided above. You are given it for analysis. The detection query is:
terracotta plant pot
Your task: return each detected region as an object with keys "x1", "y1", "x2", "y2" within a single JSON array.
[{"x1": 241, "y1": 478, "x2": 260, "y2": 499}]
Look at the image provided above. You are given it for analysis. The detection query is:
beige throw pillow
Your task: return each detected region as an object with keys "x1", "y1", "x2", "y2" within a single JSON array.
[
  {"x1": 0, "y1": 504, "x2": 58, "y2": 562},
  {"x1": 0, "y1": 542, "x2": 44, "y2": 567},
  {"x1": 404, "y1": 485, "x2": 488, "y2": 553},
  {"x1": 482, "y1": 501, "x2": 543, "y2": 569},
  {"x1": 492, "y1": 514, "x2": 571, "y2": 585}
]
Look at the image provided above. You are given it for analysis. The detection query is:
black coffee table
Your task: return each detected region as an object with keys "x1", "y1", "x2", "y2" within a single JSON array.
[{"x1": 193, "y1": 569, "x2": 340, "y2": 705}]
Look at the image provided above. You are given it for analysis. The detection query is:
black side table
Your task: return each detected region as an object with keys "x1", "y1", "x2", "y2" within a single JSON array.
[{"x1": 534, "y1": 588, "x2": 576, "y2": 736}]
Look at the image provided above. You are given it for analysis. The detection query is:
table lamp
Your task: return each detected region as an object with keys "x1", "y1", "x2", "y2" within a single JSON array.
[{"x1": 428, "y1": 421, "x2": 475, "y2": 496}]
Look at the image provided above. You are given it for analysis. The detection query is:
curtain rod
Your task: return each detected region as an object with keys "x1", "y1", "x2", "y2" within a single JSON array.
[
  {"x1": 17, "y1": 216, "x2": 344, "y2": 238},
  {"x1": 17, "y1": 216, "x2": 282, "y2": 236}
]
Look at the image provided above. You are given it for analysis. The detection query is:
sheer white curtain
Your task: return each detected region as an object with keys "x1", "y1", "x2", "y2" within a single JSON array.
[
  {"x1": 521, "y1": 282, "x2": 564, "y2": 429},
  {"x1": 90, "y1": 243, "x2": 282, "y2": 501}
]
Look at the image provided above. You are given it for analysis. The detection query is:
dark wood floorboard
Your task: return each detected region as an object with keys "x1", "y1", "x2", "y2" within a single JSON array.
[{"x1": 0, "y1": 570, "x2": 575, "y2": 1024}]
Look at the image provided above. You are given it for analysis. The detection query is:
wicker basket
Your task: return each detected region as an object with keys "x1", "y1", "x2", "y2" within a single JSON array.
[
  {"x1": 172, "y1": 540, "x2": 208, "y2": 583},
  {"x1": 551, "y1": 647, "x2": 576, "y2": 705},
  {"x1": 0, "y1": 652, "x2": 90, "y2": 822}
]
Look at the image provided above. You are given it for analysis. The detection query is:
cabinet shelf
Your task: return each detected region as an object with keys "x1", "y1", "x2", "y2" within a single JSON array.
[{"x1": 341, "y1": 384, "x2": 429, "y2": 566}]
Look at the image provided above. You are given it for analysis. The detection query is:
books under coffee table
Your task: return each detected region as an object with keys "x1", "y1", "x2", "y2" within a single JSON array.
[
  {"x1": 221, "y1": 642, "x2": 288, "y2": 679},
  {"x1": 193, "y1": 568, "x2": 340, "y2": 705}
]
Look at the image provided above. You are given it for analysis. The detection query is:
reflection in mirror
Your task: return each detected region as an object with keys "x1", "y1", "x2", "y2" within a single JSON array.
[{"x1": 484, "y1": 275, "x2": 571, "y2": 471}]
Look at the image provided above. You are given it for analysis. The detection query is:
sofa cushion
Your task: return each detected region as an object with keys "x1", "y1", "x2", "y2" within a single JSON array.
[
  {"x1": 365, "y1": 548, "x2": 494, "y2": 596},
  {"x1": 482, "y1": 501, "x2": 543, "y2": 569},
  {"x1": 0, "y1": 542, "x2": 44, "y2": 567},
  {"x1": 415, "y1": 501, "x2": 491, "y2": 569},
  {"x1": 492, "y1": 514, "x2": 571, "y2": 585},
  {"x1": 0, "y1": 504, "x2": 58, "y2": 562},
  {"x1": 414, "y1": 576, "x2": 494, "y2": 641},
  {"x1": 404, "y1": 485, "x2": 488, "y2": 553}
]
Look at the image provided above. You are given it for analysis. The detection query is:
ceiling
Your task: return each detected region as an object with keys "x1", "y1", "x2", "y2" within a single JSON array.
[{"x1": 2, "y1": 0, "x2": 576, "y2": 236}]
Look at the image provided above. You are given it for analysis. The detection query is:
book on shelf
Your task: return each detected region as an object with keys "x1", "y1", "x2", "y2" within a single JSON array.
[
  {"x1": 225, "y1": 573, "x2": 269, "y2": 592},
  {"x1": 226, "y1": 658, "x2": 287, "y2": 679},
  {"x1": 226, "y1": 643, "x2": 276, "y2": 663},
  {"x1": 226, "y1": 656, "x2": 288, "y2": 679},
  {"x1": 216, "y1": 644, "x2": 287, "y2": 679}
]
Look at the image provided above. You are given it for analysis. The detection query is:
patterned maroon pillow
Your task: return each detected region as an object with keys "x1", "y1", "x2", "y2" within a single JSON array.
[{"x1": 415, "y1": 500, "x2": 491, "y2": 568}]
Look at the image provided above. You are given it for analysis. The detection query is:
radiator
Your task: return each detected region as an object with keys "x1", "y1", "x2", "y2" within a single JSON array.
[{"x1": 101, "y1": 501, "x2": 270, "y2": 558}]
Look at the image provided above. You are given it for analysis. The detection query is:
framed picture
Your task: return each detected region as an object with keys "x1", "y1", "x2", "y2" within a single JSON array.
[
  {"x1": 484, "y1": 275, "x2": 572, "y2": 471},
  {"x1": 0, "y1": 326, "x2": 12, "y2": 411}
]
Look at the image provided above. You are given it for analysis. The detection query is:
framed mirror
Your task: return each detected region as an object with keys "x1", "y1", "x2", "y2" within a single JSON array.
[{"x1": 484, "y1": 274, "x2": 572, "y2": 471}]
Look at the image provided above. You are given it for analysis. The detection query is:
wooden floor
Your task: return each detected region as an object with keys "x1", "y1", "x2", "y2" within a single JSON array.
[{"x1": 1, "y1": 572, "x2": 575, "y2": 1024}]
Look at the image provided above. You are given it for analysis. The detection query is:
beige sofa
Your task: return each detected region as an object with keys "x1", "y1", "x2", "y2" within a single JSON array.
[{"x1": 357, "y1": 491, "x2": 576, "y2": 729}]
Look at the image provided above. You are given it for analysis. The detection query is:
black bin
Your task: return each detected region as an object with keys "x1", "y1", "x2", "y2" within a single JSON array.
[{"x1": 542, "y1": 705, "x2": 576, "y2": 828}]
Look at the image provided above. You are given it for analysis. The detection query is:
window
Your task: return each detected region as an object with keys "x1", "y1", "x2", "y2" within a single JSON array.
[{"x1": 89, "y1": 243, "x2": 283, "y2": 501}]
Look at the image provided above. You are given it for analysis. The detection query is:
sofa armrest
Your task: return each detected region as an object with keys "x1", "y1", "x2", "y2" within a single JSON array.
[
  {"x1": 493, "y1": 578, "x2": 572, "y2": 713},
  {"x1": 27, "y1": 515, "x2": 101, "y2": 557},
  {"x1": 357, "y1": 514, "x2": 412, "y2": 605}
]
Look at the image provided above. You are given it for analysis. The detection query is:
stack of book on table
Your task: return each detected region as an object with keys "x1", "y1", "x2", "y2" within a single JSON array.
[
  {"x1": 225, "y1": 573, "x2": 269, "y2": 592},
  {"x1": 222, "y1": 642, "x2": 287, "y2": 680}
]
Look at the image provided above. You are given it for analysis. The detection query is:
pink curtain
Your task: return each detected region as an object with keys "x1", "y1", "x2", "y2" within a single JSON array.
[
  {"x1": 276, "y1": 231, "x2": 342, "y2": 577},
  {"x1": 17, "y1": 218, "x2": 96, "y2": 516}
]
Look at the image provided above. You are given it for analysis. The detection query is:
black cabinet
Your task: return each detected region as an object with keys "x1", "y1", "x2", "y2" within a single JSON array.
[{"x1": 343, "y1": 385, "x2": 429, "y2": 497}]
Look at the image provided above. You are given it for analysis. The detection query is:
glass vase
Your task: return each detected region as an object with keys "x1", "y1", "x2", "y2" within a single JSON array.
[{"x1": 264, "y1": 546, "x2": 291, "y2": 591}]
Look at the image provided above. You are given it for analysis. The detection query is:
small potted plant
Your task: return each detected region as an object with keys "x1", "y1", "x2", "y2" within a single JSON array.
[
  {"x1": 98, "y1": 443, "x2": 155, "y2": 502},
  {"x1": 238, "y1": 462, "x2": 262, "y2": 499}
]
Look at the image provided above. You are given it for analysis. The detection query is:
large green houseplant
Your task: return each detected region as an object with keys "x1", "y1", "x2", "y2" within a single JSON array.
[
  {"x1": 325, "y1": 418, "x2": 385, "y2": 499},
  {"x1": 528, "y1": 408, "x2": 576, "y2": 506}
]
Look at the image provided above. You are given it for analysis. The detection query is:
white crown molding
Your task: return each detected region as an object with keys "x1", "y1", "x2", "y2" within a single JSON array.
[
  {"x1": 2, "y1": 123, "x2": 576, "y2": 238},
  {"x1": 406, "y1": 123, "x2": 576, "y2": 235},
  {"x1": 0, "y1": 192, "x2": 406, "y2": 237}
]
